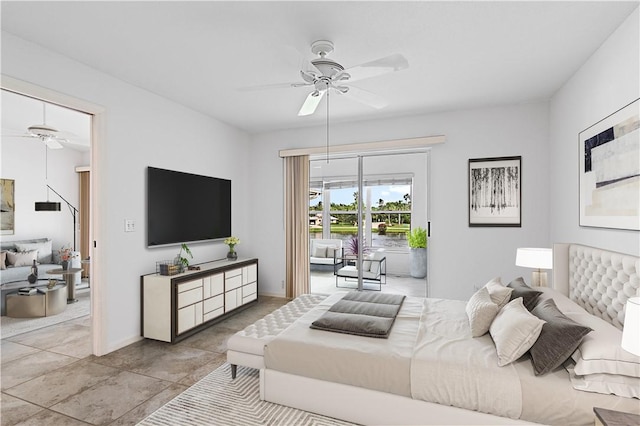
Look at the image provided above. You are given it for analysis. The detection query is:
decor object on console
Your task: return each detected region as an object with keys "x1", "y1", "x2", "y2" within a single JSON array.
[
  {"x1": 579, "y1": 98, "x2": 639, "y2": 231},
  {"x1": 621, "y1": 296, "x2": 640, "y2": 356},
  {"x1": 515, "y1": 247, "x2": 552, "y2": 287},
  {"x1": 468, "y1": 156, "x2": 522, "y2": 227},
  {"x1": 407, "y1": 226, "x2": 427, "y2": 278},
  {"x1": 176, "y1": 243, "x2": 193, "y2": 270},
  {"x1": 225, "y1": 236, "x2": 240, "y2": 261}
]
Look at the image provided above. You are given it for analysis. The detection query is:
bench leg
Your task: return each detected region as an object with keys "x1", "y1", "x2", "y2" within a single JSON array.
[{"x1": 231, "y1": 364, "x2": 237, "y2": 379}]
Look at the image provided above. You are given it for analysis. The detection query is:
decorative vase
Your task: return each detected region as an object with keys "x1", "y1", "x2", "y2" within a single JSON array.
[
  {"x1": 28, "y1": 259, "x2": 39, "y2": 284},
  {"x1": 227, "y1": 246, "x2": 237, "y2": 261},
  {"x1": 409, "y1": 247, "x2": 427, "y2": 278},
  {"x1": 28, "y1": 273, "x2": 37, "y2": 284},
  {"x1": 61, "y1": 260, "x2": 69, "y2": 270}
]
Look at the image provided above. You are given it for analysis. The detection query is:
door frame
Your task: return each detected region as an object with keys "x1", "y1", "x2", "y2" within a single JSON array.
[{"x1": 2, "y1": 75, "x2": 107, "y2": 355}]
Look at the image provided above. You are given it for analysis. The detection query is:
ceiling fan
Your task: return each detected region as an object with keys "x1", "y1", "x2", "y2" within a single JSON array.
[
  {"x1": 246, "y1": 40, "x2": 409, "y2": 116},
  {"x1": 3, "y1": 102, "x2": 71, "y2": 149}
]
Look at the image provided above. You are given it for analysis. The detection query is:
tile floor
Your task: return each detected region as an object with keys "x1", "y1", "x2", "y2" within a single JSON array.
[
  {"x1": 311, "y1": 269, "x2": 428, "y2": 297},
  {"x1": 1, "y1": 296, "x2": 289, "y2": 426}
]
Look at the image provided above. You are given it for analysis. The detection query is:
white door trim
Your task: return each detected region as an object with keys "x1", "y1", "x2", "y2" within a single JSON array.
[{"x1": 2, "y1": 75, "x2": 108, "y2": 356}]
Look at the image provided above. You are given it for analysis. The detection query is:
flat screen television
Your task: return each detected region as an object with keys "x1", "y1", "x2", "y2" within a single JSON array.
[{"x1": 147, "y1": 166, "x2": 231, "y2": 247}]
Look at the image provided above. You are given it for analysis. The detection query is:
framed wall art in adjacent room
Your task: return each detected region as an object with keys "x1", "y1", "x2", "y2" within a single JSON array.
[
  {"x1": 1, "y1": 178, "x2": 15, "y2": 235},
  {"x1": 469, "y1": 156, "x2": 521, "y2": 227},
  {"x1": 579, "y1": 98, "x2": 639, "y2": 231}
]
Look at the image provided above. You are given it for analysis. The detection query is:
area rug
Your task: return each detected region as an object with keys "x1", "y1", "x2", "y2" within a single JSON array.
[
  {"x1": 138, "y1": 364, "x2": 357, "y2": 426},
  {"x1": 0, "y1": 288, "x2": 90, "y2": 339}
]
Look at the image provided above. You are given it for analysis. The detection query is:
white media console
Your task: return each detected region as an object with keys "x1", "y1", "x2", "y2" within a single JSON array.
[{"x1": 141, "y1": 257, "x2": 258, "y2": 343}]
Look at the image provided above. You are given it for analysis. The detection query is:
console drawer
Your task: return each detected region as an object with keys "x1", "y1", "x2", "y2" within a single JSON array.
[{"x1": 177, "y1": 287, "x2": 202, "y2": 309}]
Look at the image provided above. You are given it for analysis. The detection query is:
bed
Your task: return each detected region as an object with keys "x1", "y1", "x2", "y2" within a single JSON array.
[{"x1": 260, "y1": 243, "x2": 640, "y2": 425}]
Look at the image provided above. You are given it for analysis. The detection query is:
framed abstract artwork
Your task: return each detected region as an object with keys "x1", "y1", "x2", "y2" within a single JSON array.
[
  {"x1": 579, "y1": 99, "x2": 639, "y2": 231},
  {"x1": 469, "y1": 156, "x2": 521, "y2": 227},
  {"x1": 1, "y1": 178, "x2": 15, "y2": 235}
]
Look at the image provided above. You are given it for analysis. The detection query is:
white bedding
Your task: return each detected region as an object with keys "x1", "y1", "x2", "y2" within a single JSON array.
[
  {"x1": 411, "y1": 298, "x2": 522, "y2": 419},
  {"x1": 264, "y1": 289, "x2": 640, "y2": 425}
]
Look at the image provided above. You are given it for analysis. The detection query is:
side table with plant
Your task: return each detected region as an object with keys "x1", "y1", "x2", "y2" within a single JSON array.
[{"x1": 407, "y1": 227, "x2": 428, "y2": 278}]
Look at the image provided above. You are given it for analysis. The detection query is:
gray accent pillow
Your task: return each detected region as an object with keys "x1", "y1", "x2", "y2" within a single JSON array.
[
  {"x1": 529, "y1": 298, "x2": 592, "y2": 376},
  {"x1": 507, "y1": 277, "x2": 542, "y2": 311}
]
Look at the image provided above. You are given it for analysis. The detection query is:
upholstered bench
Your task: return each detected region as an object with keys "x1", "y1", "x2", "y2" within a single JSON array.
[{"x1": 227, "y1": 293, "x2": 328, "y2": 378}]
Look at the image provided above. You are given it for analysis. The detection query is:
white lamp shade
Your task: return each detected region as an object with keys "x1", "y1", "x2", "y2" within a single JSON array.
[
  {"x1": 622, "y1": 297, "x2": 640, "y2": 356},
  {"x1": 515, "y1": 248, "x2": 553, "y2": 270}
]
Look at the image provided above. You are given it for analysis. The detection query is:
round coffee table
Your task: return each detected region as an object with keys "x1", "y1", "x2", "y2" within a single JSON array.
[
  {"x1": 6, "y1": 283, "x2": 67, "y2": 318},
  {"x1": 47, "y1": 268, "x2": 82, "y2": 303}
]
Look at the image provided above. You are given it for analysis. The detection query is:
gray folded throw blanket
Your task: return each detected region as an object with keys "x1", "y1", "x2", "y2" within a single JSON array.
[{"x1": 310, "y1": 292, "x2": 406, "y2": 338}]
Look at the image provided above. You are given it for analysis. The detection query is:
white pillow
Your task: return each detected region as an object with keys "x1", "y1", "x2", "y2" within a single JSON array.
[
  {"x1": 6, "y1": 250, "x2": 39, "y2": 267},
  {"x1": 0, "y1": 251, "x2": 6, "y2": 270},
  {"x1": 326, "y1": 245, "x2": 338, "y2": 259},
  {"x1": 369, "y1": 251, "x2": 385, "y2": 275},
  {"x1": 312, "y1": 245, "x2": 327, "y2": 258},
  {"x1": 490, "y1": 298, "x2": 545, "y2": 366},
  {"x1": 566, "y1": 310, "x2": 640, "y2": 378},
  {"x1": 483, "y1": 277, "x2": 513, "y2": 308},
  {"x1": 361, "y1": 254, "x2": 372, "y2": 272},
  {"x1": 566, "y1": 363, "x2": 640, "y2": 399},
  {"x1": 15, "y1": 239, "x2": 53, "y2": 264},
  {"x1": 466, "y1": 286, "x2": 500, "y2": 337}
]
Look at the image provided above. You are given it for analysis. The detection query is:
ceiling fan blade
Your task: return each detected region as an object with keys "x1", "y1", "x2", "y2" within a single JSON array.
[
  {"x1": 44, "y1": 138, "x2": 64, "y2": 149},
  {"x1": 338, "y1": 85, "x2": 388, "y2": 110},
  {"x1": 344, "y1": 53, "x2": 409, "y2": 83},
  {"x1": 298, "y1": 90, "x2": 326, "y2": 116},
  {"x1": 237, "y1": 82, "x2": 311, "y2": 92}
]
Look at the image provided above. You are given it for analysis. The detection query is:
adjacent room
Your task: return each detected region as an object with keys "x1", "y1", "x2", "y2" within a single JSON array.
[{"x1": 1, "y1": 1, "x2": 638, "y2": 425}]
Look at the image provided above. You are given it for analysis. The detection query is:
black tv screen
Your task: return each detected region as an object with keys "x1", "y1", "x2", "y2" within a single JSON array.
[{"x1": 147, "y1": 167, "x2": 231, "y2": 247}]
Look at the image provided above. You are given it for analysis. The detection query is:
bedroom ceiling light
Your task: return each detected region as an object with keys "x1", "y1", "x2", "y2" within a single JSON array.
[
  {"x1": 621, "y1": 297, "x2": 640, "y2": 356},
  {"x1": 515, "y1": 247, "x2": 552, "y2": 287}
]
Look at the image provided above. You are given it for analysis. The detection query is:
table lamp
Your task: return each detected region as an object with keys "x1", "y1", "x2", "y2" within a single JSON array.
[
  {"x1": 622, "y1": 297, "x2": 640, "y2": 356},
  {"x1": 516, "y1": 247, "x2": 553, "y2": 287}
]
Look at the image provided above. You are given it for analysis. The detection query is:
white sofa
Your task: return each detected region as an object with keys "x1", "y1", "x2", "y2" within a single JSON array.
[
  {"x1": 1, "y1": 238, "x2": 81, "y2": 285},
  {"x1": 309, "y1": 239, "x2": 343, "y2": 266}
]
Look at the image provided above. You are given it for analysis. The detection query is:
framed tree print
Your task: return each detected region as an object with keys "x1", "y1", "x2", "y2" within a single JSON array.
[
  {"x1": 469, "y1": 156, "x2": 521, "y2": 227},
  {"x1": 1, "y1": 178, "x2": 15, "y2": 235},
  {"x1": 579, "y1": 99, "x2": 639, "y2": 231}
]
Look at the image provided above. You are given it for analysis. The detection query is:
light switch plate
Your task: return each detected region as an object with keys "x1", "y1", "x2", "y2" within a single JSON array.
[{"x1": 124, "y1": 219, "x2": 135, "y2": 232}]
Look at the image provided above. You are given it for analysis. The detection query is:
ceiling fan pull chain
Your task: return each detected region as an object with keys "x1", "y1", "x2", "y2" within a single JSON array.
[{"x1": 326, "y1": 89, "x2": 330, "y2": 163}]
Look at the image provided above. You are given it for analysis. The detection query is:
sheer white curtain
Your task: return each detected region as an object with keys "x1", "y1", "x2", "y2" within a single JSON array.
[{"x1": 284, "y1": 155, "x2": 310, "y2": 298}]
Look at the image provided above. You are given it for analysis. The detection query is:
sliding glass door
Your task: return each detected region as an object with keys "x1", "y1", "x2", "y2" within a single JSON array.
[{"x1": 309, "y1": 151, "x2": 429, "y2": 297}]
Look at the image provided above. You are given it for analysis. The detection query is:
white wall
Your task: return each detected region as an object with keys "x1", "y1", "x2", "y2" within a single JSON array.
[
  {"x1": 251, "y1": 102, "x2": 550, "y2": 301},
  {"x1": 549, "y1": 8, "x2": 639, "y2": 256},
  {"x1": 2, "y1": 32, "x2": 253, "y2": 353},
  {"x1": 0, "y1": 132, "x2": 84, "y2": 250}
]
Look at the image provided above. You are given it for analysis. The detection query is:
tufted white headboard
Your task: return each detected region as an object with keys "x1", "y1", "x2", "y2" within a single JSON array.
[{"x1": 552, "y1": 243, "x2": 640, "y2": 330}]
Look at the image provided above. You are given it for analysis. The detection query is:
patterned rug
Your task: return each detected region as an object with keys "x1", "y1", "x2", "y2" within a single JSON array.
[
  {"x1": 138, "y1": 364, "x2": 357, "y2": 426},
  {"x1": 0, "y1": 288, "x2": 90, "y2": 339}
]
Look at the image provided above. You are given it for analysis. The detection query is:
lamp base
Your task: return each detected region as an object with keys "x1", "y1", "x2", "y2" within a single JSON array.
[{"x1": 531, "y1": 270, "x2": 548, "y2": 287}]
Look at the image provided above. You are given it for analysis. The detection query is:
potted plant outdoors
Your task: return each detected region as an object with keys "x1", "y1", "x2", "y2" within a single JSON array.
[
  {"x1": 407, "y1": 227, "x2": 428, "y2": 278},
  {"x1": 377, "y1": 223, "x2": 388, "y2": 235},
  {"x1": 175, "y1": 243, "x2": 193, "y2": 272},
  {"x1": 224, "y1": 236, "x2": 240, "y2": 261}
]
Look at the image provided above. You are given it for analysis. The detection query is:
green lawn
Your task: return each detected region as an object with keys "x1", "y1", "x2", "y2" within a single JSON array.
[{"x1": 310, "y1": 225, "x2": 409, "y2": 234}]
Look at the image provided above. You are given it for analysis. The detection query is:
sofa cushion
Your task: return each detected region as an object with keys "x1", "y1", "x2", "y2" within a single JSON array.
[
  {"x1": 0, "y1": 251, "x2": 6, "y2": 270},
  {"x1": 312, "y1": 245, "x2": 327, "y2": 258},
  {"x1": 15, "y1": 239, "x2": 53, "y2": 264},
  {"x1": 6, "y1": 250, "x2": 39, "y2": 267}
]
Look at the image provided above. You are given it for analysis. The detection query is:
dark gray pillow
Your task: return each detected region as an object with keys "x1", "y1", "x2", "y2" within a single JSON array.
[
  {"x1": 529, "y1": 298, "x2": 592, "y2": 376},
  {"x1": 507, "y1": 277, "x2": 542, "y2": 311}
]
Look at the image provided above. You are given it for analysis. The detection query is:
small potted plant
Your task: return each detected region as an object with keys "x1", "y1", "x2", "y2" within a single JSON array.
[
  {"x1": 406, "y1": 227, "x2": 428, "y2": 278},
  {"x1": 175, "y1": 243, "x2": 193, "y2": 272},
  {"x1": 377, "y1": 223, "x2": 388, "y2": 235},
  {"x1": 224, "y1": 236, "x2": 240, "y2": 261}
]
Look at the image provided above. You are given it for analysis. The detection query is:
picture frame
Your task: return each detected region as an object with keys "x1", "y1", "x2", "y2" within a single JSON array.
[
  {"x1": 579, "y1": 98, "x2": 639, "y2": 231},
  {"x1": 469, "y1": 156, "x2": 521, "y2": 227},
  {"x1": 1, "y1": 178, "x2": 15, "y2": 235}
]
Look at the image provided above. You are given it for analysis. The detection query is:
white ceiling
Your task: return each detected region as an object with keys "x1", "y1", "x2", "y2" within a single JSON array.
[{"x1": 1, "y1": 1, "x2": 637, "y2": 135}]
